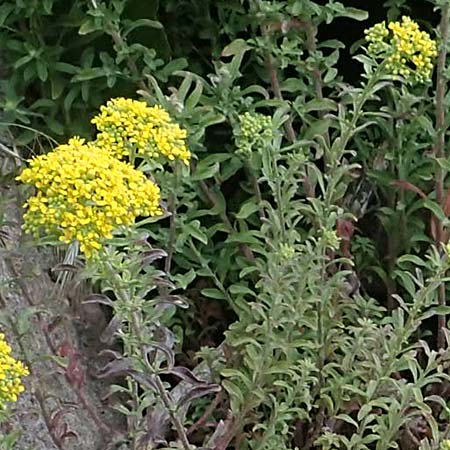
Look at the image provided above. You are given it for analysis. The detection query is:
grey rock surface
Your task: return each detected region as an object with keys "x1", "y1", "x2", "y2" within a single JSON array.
[{"x1": 0, "y1": 169, "x2": 115, "y2": 449}]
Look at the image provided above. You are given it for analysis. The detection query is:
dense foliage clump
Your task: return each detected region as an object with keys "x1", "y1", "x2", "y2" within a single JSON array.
[{"x1": 3, "y1": 1, "x2": 450, "y2": 450}]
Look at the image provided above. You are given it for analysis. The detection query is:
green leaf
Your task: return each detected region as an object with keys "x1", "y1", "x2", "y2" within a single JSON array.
[
  {"x1": 43, "y1": 0, "x2": 53, "y2": 14},
  {"x1": 184, "y1": 220, "x2": 208, "y2": 245},
  {"x1": 420, "y1": 306, "x2": 450, "y2": 321},
  {"x1": 222, "y1": 379, "x2": 244, "y2": 411},
  {"x1": 221, "y1": 38, "x2": 251, "y2": 57},
  {"x1": 342, "y1": 7, "x2": 368, "y2": 21},
  {"x1": 172, "y1": 269, "x2": 196, "y2": 290},
  {"x1": 423, "y1": 199, "x2": 447, "y2": 222},
  {"x1": 51, "y1": 76, "x2": 65, "y2": 100},
  {"x1": 199, "y1": 153, "x2": 232, "y2": 166},
  {"x1": 335, "y1": 414, "x2": 358, "y2": 428},
  {"x1": 78, "y1": 18, "x2": 98, "y2": 35},
  {"x1": 303, "y1": 118, "x2": 332, "y2": 140},
  {"x1": 235, "y1": 201, "x2": 259, "y2": 220},
  {"x1": 45, "y1": 117, "x2": 64, "y2": 135},
  {"x1": 229, "y1": 284, "x2": 255, "y2": 296},
  {"x1": 357, "y1": 403, "x2": 373, "y2": 421},
  {"x1": 396, "y1": 254, "x2": 427, "y2": 268},
  {"x1": 192, "y1": 161, "x2": 220, "y2": 181},
  {"x1": 201, "y1": 288, "x2": 226, "y2": 300},
  {"x1": 186, "y1": 79, "x2": 203, "y2": 109},
  {"x1": 225, "y1": 231, "x2": 262, "y2": 246},
  {"x1": 0, "y1": 4, "x2": 15, "y2": 27},
  {"x1": 323, "y1": 68, "x2": 338, "y2": 83},
  {"x1": 54, "y1": 62, "x2": 79, "y2": 74},
  {"x1": 280, "y1": 78, "x2": 302, "y2": 93},
  {"x1": 435, "y1": 157, "x2": 450, "y2": 172},
  {"x1": 393, "y1": 270, "x2": 416, "y2": 297},
  {"x1": 13, "y1": 54, "x2": 34, "y2": 69},
  {"x1": 123, "y1": 18, "x2": 163, "y2": 37},
  {"x1": 303, "y1": 98, "x2": 337, "y2": 113},
  {"x1": 71, "y1": 68, "x2": 105, "y2": 82},
  {"x1": 36, "y1": 60, "x2": 48, "y2": 82},
  {"x1": 157, "y1": 58, "x2": 188, "y2": 82}
]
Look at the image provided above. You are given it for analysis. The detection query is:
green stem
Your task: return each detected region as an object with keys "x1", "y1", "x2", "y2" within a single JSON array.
[
  {"x1": 165, "y1": 165, "x2": 179, "y2": 278},
  {"x1": 104, "y1": 260, "x2": 191, "y2": 450}
]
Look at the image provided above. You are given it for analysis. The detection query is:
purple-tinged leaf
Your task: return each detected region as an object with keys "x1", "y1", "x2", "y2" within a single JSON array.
[
  {"x1": 177, "y1": 384, "x2": 221, "y2": 409},
  {"x1": 153, "y1": 277, "x2": 176, "y2": 289},
  {"x1": 130, "y1": 372, "x2": 159, "y2": 392},
  {"x1": 51, "y1": 263, "x2": 80, "y2": 272},
  {"x1": 98, "y1": 349, "x2": 123, "y2": 360},
  {"x1": 83, "y1": 293, "x2": 114, "y2": 307},
  {"x1": 97, "y1": 357, "x2": 134, "y2": 379},
  {"x1": 169, "y1": 366, "x2": 209, "y2": 385},
  {"x1": 154, "y1": 294, "x2": 189, "y2": 308},
  {"x1": 143, "y1": 343, "x2": 175, "y2": 369},
  {"x1": 141, "y1": 249, "x2": 168, "y2": 265},
  {"x1": 100, "y1": 316, "x2": 122, "y2": 344}
]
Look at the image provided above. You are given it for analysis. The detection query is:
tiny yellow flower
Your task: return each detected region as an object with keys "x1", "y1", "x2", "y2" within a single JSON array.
[
  {"x1": 91, "y1": 98, "x2": 190, "y2": 164},
  {"x1": 0, "y1": 333, "x2": 29, "y2": 408},
  {"x1": 364, "y1": 16, "x2": 437, "y2": 83},
  {"x1": 17, "y1": 138, "x2": 163, "y2": 258},
  {"x1": 234, "y1": 112, "x2": 273, "y2": 156}
]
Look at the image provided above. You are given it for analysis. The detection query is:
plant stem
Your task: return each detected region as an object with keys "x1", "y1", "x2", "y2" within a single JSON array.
[
  {"x1": 165, "y1": 166, "x2": 179, "y2": 278},
  {"x1": 105, "y1": 261, "x2": 191, "y2": 450},
  {"x1": 304, "y1": 21, "x2": 331, "y2": 150},
  {"x1": 131, "y1": 311, "x2": 192, "y2": 450},
  {"x1": 258, "y1": 18, "x2": 320, "y2": 204},
  {"x1": 107, "y1": 25, "x2": 148, "y2": 93},
  {"x1": 435, "y1": 2, "x2": 450, "y2": 349}
]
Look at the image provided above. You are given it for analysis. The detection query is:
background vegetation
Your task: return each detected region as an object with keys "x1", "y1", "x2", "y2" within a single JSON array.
[{"x1": 2, "y1": 1, "x2": 450, "y2": 449}]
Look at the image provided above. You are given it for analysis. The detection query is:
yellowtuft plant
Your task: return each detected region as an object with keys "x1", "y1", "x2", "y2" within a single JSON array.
[
  {"x1": 0, "y1": 333, "x2": 28, "y2": 407},
  {"x1": 234, "y1": 112, "x2": 273, "y2": 156},
  {"x1": 17, "y1": 137, "x2": 162, "y2": 258},
  {"x1": 364, "y1": 16, "x2": 437, "y2": 83},
  {"x1": 91, "y1": 97, "x2": 190, "y2": 164}
]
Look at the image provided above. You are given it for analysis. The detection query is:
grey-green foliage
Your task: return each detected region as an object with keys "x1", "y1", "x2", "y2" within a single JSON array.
[
  {"x1": 216, "y1": 87, "x2": 450, "y2": 450},
  {"x1": 218, "y1": 117, "x2": 450, "y2": 450},
  {"x1": 182, "y1": 2, "x2": 450, "y2": 448}
]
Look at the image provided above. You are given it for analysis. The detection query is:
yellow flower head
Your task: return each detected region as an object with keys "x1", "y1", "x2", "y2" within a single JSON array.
[
  {"x1": 364, "y1": 16, "x2": 437, "y2": 83},
  {"x1": 91, "y1": 98, "x2": 190, "y2": 164},
  {"x1": 0, "y1": 333, "x2": 29, "y2": 408},
  {"x1": 234, "y1": 112, "x2": 273, "y2": 156},
  {"x1": 17, "y1": 137, "x2": 162, "y2": 258}
]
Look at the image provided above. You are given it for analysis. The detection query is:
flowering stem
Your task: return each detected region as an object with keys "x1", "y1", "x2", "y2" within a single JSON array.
[
  {"x1": 257, "y1": 12, "x2": 311, "y2": 209},
  {"x1": 260, "y1": 23, "x2": 296, "y2": 144},
  {"x1": 435, "y1": 2, "x2": 450, "y2": 349},
  {"x1": 130, "y1": 310, "x2": 192, "y2": 450},
  {"x1": 104, "y1": 260, "x2": 191, "y2": 450}
]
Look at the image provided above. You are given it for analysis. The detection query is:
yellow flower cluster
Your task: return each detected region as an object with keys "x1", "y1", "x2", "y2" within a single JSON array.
[
  {"x1": 91, "y1": 97, "x2": 190, "y2": 164},
  {"x1": 365, "y1": 16, "x2": 437, "y2": 83},
  {"x1": 235, "y1": 112, "x2": 273, "y2": 156},
  {"x1": 17, "y1": 137, "x2": 162, "y2": 258},
  {"x1": 0, "y1": 333, "x2": 29, "y2": 407}
]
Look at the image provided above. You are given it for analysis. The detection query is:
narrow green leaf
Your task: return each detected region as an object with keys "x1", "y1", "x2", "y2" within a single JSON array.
[
  {"x1": 235, "y1": 201, "x2": 259, "y2": 220},
  {"x1": 201, "y1": 288, "x2": 226, "y2": 300}
]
